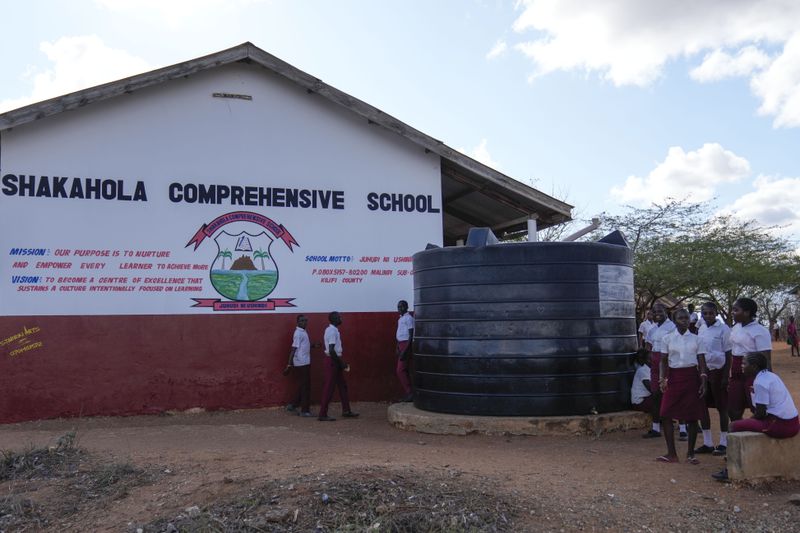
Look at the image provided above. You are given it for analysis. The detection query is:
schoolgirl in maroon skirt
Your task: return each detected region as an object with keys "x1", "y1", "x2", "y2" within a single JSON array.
[{"x1": 657, "y1": 309, "x2": 708, "y2": 464}]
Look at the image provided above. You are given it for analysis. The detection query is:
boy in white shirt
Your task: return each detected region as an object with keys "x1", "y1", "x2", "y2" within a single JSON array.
[
  {"x1": 284, "y1": 314, "x2": 315, "y2": 417},
  {"x1": 318, "y1": 311, "x2": 359, "y2": 422},
  {"x1": 395, "y1": 300, "x2": 415, "y2": 402}
]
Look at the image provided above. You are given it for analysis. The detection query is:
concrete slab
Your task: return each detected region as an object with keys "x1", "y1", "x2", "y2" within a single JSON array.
[
  {"x1": 728, "y1": 431, "x2": 800, "y2": 481},
  {"x1": 387, "y1": 403, "x2": 649, "y2": 436}
]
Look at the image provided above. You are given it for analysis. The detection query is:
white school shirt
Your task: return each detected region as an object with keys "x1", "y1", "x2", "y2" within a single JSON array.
[
  {"x1": 697, "y1": 319, "x2": 732, "y2": 370},
  {"x1": 631, "y1": 364, "x2": 651, "y2": 405},
  {"x1": 396, "y1": 313, "x2": 415, "y2": 341},
  {"x1": 291, "y1": 327, "x2": 311, "y2": 367},
  {"x1": 730, "y1": 321, "x2": 772, "y2": 357},
  {"x1": 638, "y1": 320, "x2": 654, "y2": 338},
  {"x1": 663, "y1": 329, "x2": 700, "y2": 369},
  {"x1": 752, "y1": 370, "x2": 798, "y2": 419},
  {"x1": 324, "y1": 324, "x2": 343, "y2": 357},
  {"x1": 646, "y1": 319, "x2": 676, "y2": 352}
]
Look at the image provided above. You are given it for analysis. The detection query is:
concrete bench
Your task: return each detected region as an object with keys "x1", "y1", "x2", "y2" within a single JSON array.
[{"x1": 728, "y1": 431, "x2": 800, "y2": 481}]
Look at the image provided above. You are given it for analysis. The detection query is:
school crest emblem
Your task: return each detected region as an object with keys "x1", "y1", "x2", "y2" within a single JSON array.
[{"x1": 186, "y1": 211, "x2": 298, "y2": 311}]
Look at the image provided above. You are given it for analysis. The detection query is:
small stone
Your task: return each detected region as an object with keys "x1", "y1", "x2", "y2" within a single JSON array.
[
  {"x1": 264, "y1": 509, "x2": 290, "y2": 522},
  {"x1": 607, "y1": 493, "x2": 614, "y2": 499},
  {"x1": 166, "y1": 524, "x2": 178, "y2": 533},
  {"x1": 321, "y1": 493, "x2": 330, "y2": 504},
  {"x1": 244, "y1": 518, "x2": 267, "y2": 528},
  {"x1": 136, "y1": 529, "x2": 143, "y2": 533},
  {"x1": 164, "y1": 469, "x2": 172, "y2": 474},
  {"x1": 670, "y1": 479, "x2": 676, "y2": 484},
  {"x1": 733, "y1": 506, "x2": 741, "y2": 513},
  {"x1": 788, "y1": 494, "x2": 800, "y2": 505},
  {"x1": 185, "y1": 506, "x2": 201, "y2": 518}
]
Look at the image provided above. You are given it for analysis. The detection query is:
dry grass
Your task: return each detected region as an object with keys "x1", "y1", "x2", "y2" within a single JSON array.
[
  {"x1": 142, "y1": 466, "x2": 519, "y2": 532},
  {"x1": 0, "y1": 432, "x2": 158, "y2": 531}
]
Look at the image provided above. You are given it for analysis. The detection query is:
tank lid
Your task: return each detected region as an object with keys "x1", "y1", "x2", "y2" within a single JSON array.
[
  {"x1": 465, "y1": 227, "x2": 499, "y2": 247},
  {"x1": 597, "y1": 230, "x2": 630, "y2": 248}
]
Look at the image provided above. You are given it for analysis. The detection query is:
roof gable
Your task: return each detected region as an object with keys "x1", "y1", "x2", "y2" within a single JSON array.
[{"x1": 0, "y1": 42, "x2": 572, "y2": 229}]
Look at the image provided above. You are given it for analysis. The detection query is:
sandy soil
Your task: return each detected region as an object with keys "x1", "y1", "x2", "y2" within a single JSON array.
[{"x1": 2, "y1": 343, "x2": 800, "y2": 532}]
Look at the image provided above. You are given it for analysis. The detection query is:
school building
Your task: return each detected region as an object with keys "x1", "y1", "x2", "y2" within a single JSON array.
[{"x1": 0, "y1": 42, "x2": 572, "y2": 423}]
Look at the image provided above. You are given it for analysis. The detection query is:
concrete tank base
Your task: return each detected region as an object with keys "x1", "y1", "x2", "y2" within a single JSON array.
[{"x1": 388, "y1": 403, "x2": 649, "y2": 436}]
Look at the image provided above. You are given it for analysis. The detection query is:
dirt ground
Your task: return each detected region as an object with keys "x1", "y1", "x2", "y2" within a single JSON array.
[{"x1": 3, "y1": 344, "x2": 800, "y2": 532}]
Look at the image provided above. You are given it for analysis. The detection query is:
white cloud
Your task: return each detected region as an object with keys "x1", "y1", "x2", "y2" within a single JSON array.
[
  {"x1": 486, "y1": 40, "x2": 508, "y2": 60},
  {"x1": 457, "y1": 138, "x2": 500, "y2": 169},
  {"x1": 722, "y1": 175, "x2": 800, "y2": 235},
  {"x1": 751, "y1": 32, "x2": 800, "y2": 128},
  {"x1": 690, "y1": 46, "x2": 772, "y2": 82},
  {"x1": 0, "y1": 35, "x2": 150, "y2": 113},
  {"x1": 611, "y1": 143, "x2": 750, "y2": 205},
  {"x1": 510, "y1": 0, "x2": 800, "y2": 127}
]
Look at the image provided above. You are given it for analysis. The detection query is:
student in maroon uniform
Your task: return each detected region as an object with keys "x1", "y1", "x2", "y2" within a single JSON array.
[
  {"x1": 395, "y1": 300, "x2": 415, "y2": 402},
  {"x1": 631, "y1": 349, "x2": 653, "y2": 414},
  {"x1": 788, "y1": 316, "x2": 799, "y2": 358},
  {"x1": 318, "y1": 311, "x2": 359, "y2": 422},
  {"x1": 283, "y1": 314, "x2": 315, "y2": 417},
  {"x1": 657, "y1": 309, "x2": 708, "y2": 464},
  {"x1": 694, "y1": 302, "x2": 732, "y2": 456},
  {"x1": 638, "y1": 310, "x2": 655, "y2": 349},
  {"x1": 728, "y1": 298, "x2": 772, "y2": 423},
  {"x1": 642, "y1": 303, "x2": 675, "y2": 438},
  {"x1": 712, "y1": 352, "x2": 799, "y2": 481}
]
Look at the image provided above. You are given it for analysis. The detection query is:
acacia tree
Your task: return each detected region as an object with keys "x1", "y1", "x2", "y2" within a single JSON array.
[
  {"x1": 598, "y1": 200, "x2": 800, "y2": 324},
  {"x1": 691, "y1": 215, "x2": 800, "y2": 324},
  {"x1": 756, "y1": 289, "x2": 798, "y2": 331},
  {"x1": 598, "y1": 199, "x2": 709, "y2": 317}
]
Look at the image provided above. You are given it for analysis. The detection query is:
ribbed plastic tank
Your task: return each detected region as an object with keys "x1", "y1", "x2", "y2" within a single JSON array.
[{"x1": 412, "y1": 229, "x2": 636, "y2": 416}]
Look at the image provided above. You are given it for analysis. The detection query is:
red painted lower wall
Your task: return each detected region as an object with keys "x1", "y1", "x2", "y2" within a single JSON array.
[{"x1": 0, "y1": 312, "x2": 403, "y2": 424}]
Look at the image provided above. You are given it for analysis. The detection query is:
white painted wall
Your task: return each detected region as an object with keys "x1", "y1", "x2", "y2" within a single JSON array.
[{"x1": 0, "y1": 63, "x2": 442, "y2": 315}]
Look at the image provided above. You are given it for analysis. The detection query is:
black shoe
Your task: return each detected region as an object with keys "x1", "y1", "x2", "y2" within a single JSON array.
[
  {"x1": 341, "y1": 411, "x2": 360, "y2": 418},
  {"x1": 400, "y1": 394, "x2": 414, "y2": 403},
  {"x1": 298, "y1": 411, "x2": 314, "y2": 417},
  {"x1": 318, "y1": 416, "x2": 336, "y2": 422},
  {"x1": 678, "y1": 431, "x2": 688, "y2": 441},
  {"x1": 642, "y1": 430, "x2": 661, "y2": 439},
  {"x1": 285, "y1": 404, "x2": 297, "y2": 412},
  {"x1": 712, "y1": 445, "x2": 727, "y2": 456},
  {"x1": 694, "y1": 445, "x2": 715, "y2": 454},
  {"x1": 711, "y1": 468, "x2": 729, "y2": 481}
]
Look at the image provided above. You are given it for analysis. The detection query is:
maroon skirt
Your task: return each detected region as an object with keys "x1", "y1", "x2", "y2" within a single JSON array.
[
  {"x1": 728, "y1": 356, "x2": 754, "y2": 412},
  {"x1": 705, "y1": 367, "x2": 728, "y2": 410},
  {"x1": 649, "y1": 352, "x2": 662, "y2": 394},
  {"x1": 660, "y1": 366, "x2": 706, "y2": 421},
  {"x1": 632, "y1": 396, "x2": 653, "y2": 413}
]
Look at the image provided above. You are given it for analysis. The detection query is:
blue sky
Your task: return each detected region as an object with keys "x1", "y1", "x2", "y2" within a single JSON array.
[{"x1": 2, "y1": 0, "x2": 799, "y2": 245}]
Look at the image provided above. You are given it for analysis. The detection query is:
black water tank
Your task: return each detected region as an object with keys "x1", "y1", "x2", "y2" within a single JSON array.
[{"x1": 412, "y1": 230, "x2": 636, "y2": 416}]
